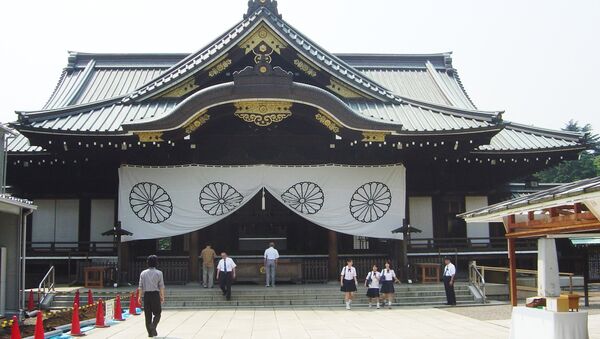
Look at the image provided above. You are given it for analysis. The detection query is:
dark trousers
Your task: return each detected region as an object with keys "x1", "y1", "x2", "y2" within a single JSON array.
[
  {"x1": 219, "y1": 271, "x2": 233, "y2": 300},
  {"x1": 443, "y1": 276, "x2": 456, "y2": 305},
  {"x1": 143, "y1": 291, "x2": 161, "y2": 336}
]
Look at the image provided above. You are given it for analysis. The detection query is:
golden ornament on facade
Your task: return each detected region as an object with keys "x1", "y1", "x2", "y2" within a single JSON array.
[
  {"x1": 294, "y1": 59, "x2": 317, "y2": 77},
  {"x1": 361, "y1": 131, "x2": 388, "y2": 142},
  {"x1": 315, "y1": 111, "x2": 341, "y2": 134},
  {"x1": 136, "y1": 132, "x2": 164, "y2": 142},
  {"x1": 234, "y1": 101, "x2": 293, "y2": 127},
  {"x1": 208, "y1": 57, "x2": 232, "y2": 78},
  {"x1": 160, "y1": 77, "x2": 198, "y2": 98},
  {"x1": 239, "y1": 23, "x2": 287, "y2": 54},
  {"x1": 327, "y1": 78, "x2": 364, "y2": 99},
  {"x1": 183, "y1": 110, "x2": 211, "y2": 134}
]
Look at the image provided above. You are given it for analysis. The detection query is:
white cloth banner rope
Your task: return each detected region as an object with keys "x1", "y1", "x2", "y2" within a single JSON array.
[{"x1": 119, "y1": 164, "x2": 405, "y2": 241}]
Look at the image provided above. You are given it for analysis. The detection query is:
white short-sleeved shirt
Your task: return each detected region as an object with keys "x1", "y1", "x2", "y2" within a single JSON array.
[
  {"x1": 340, "y1": 266, "x2": 357, "y2": 280},
  {"x1": 217, "y1": 257, "x2": 237, "y2": 272},
  {"x1": 264, "y1": 247, "x2": 280, "y2": 260},
  {"x1": 381, "y1": 269, "x2": 396, "y2": 281},
  {"x1": 444, "y1": 263, "x2": 456, "y2": 277},
  {"x1": 366, "y1": 271, "x2": 381, "y2": 289}
]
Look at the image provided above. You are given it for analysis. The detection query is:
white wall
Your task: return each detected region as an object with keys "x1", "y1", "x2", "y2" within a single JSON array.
[
  {"x1": 465, "y1": 196, "x2": 489, "y2": 243},
  {"x1": 32, "y1": 199, "x2": 79, "y2": 245},
  {"x1": 90, "y1": 199, "x2": 115, "y2": 246},
  {"x1": 32, "y1": 200, "x2": 55, "y2": 244},
  {"x1": 408, "y1": 196, "x2": 433, "y2": 239}
]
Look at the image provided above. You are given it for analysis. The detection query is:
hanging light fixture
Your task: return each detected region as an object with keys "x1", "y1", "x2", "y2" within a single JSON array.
[{"x1": 261, "y1": 188, "x2": 266, "y2": 211}]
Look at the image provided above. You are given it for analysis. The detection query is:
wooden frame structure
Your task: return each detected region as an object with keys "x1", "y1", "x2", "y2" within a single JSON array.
[{"x1": 460, "y1": 176, "x2": 600, "y2": 306}]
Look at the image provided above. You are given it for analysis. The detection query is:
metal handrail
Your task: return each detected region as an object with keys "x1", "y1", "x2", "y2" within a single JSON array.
[
  {"x1": 469, "y1": 261, "x2": 486, "y2": 303},
  {"x1": 38, "y1": 266, "x2": 55, "y2": 305},
  {"x1": 469, "y1": 263, "x2": 575, "y2": 295}
]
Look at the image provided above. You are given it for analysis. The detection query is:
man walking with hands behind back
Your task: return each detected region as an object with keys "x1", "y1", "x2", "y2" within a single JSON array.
[
  {"x1": 200, "y1": 244, "x2": 217, "y2": 288},
  {"x1": 443, "y1": 257, "x2": 457, "y2": 306},
  {"x1": 264, "y1": 242, "x2": 279, "y2": 287},
  {"x1": 216, "y1": 252, "x2": 236, "y2": 301},
  {"x1": 138, "y1": 255, "x2": 165, "y2": 338}
]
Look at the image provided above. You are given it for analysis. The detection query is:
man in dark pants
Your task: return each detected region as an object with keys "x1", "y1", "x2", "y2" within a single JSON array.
[
  {"x1": 216, "y1": 252, "x2": 236, "y2": 301},
  {"x1": 138, "y1": 255, "x2": 165, "y2": 338},
  {"x1": 443, "y1": 257, "x2": 456, "y2": 306}
]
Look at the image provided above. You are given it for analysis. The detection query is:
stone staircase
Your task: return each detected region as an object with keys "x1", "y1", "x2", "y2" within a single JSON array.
[{"x1": 49, "y1": 283, "x2": 476, "y2": 309}]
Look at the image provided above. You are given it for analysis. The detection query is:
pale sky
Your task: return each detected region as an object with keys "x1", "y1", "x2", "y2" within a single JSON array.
[{"x1": 1, "y1": 0, "x2": 599, "y2": 132}]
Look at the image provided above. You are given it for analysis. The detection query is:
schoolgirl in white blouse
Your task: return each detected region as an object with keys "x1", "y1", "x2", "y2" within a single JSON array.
[
  {"x1": 340, "y1": 259, "x2": 358, "y2": 310},
  {"x1": 379, "y1": 261, "x2": 401, "y2": 309},
  {"x1": 365, "y1": 264, "x2": 381, "y2": 309}
]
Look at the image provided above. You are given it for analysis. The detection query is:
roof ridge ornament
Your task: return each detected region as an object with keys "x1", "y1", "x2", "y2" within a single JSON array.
[{"x1": 245, "y1": 0, "x2": 281, "y2": 18}]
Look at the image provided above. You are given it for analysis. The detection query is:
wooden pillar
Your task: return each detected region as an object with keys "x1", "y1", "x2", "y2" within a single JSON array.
[
  {"x1": 328, "y1": 230, "x2": 338, "y2": 281},
  {"x1": 189, "y1": 230, "x2": 200, "y2": 282},
  {"x1": 118, "y1": 241, "x2": 130, "y2": 284},
  {"x1": 508, "y1": 237, "x2": 518, "y2": 306},
  {"x1": 78, "y1": 198, "x2": 91, "y2": 252}
]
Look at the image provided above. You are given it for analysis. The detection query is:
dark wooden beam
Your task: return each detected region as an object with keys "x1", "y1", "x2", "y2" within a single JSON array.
[
  {"x1": 506, "y1": 222, "x2": 600, "y2": 238},
  {"x1": 328, "y1": 230, "x2": 338, "y2": 281},
  {"x1": 509, "y1": 212, "x2": 597, "y2": 230}
]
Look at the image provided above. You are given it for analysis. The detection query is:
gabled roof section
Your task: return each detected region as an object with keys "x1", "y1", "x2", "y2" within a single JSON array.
[
  {"x1": 121, "y1": 4, "x2": 404, "y2": 104},
  {"x1": 43, "y1": 53, "x2": 171, "y2": 110}
]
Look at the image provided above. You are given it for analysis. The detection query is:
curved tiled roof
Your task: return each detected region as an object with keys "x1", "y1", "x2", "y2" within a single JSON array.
[
  {"x1": 8, "y1": 1, "x2": 583, "y2": 156},
  {"x1": 347, "y1": 102, "x2": 491, "y2": 133},
  {"x1": 478, "y1": 124, "x2": 582, "y2": 152},
  {"x1": 6, "y1": 132, "x2": 45, "y2": 153},
  {"x1": 27, "y1": 101, "x2": 179, "y2": 133}
]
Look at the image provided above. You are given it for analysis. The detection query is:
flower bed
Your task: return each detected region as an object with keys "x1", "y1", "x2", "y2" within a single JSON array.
[{"x1": 0, "y1": 303, "x2": 98, "y2": 339}]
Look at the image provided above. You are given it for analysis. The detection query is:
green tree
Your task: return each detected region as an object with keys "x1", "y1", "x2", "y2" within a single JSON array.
[{"x1": 535, "y1": 120, "x2": 600, "y2": 183}]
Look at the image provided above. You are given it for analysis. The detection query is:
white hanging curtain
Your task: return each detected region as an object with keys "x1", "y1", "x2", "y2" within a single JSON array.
[{"x1": 118, "y1": 164, "x2": 405, "y2": 241}]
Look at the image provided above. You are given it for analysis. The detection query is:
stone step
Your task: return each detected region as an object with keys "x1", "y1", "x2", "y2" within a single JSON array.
[
  {"x1": 50, "y1": 295, "x2": 474, "y2": 309},
  {"x1": 50, "y1": 284, "x2": 474, "y2": 309},
  {"x1": 52, "y1": 290, "x2": 471, "y2": 302},
  {"x1": 58, "y1": 286, "x2": 470, "y2": 296}
]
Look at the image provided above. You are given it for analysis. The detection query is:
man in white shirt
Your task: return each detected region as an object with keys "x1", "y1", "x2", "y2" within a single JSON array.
[
  {"x1": 216, "y1": 252, "x2": 236, "y2": 301},
  {"x1": 443, "y1": 257, "x2": 456, "y2": 306},
  {"x1": 264, "y1": 242, "x2": 280, "y2": 287}
]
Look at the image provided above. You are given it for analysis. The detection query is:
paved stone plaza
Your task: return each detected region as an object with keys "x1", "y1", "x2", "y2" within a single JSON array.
[{"x1": 81, "y1": 306, "x2": 600, "y2": 339}]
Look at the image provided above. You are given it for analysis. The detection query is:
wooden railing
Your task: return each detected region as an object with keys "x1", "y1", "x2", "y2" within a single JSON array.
[
  {"x1": 27, "y1": 241, "x2": 116, "y2": 256},
  {"x1": 130, "y1": 257, "x2": 189, "y2": 285},
  {"x1": 302, "y1": 258, "x2": 328, "y2": 283}
]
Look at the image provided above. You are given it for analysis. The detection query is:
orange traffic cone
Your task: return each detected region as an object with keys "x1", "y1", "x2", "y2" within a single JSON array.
[
  {"x1": 95, "y1": 299, "x2": 109, "y2": 328},
  {"x1": 33, "y1": 312, "x2": 44, "y2": 339},
  {"x1": 87, "y1": 289, "x2": 93, "y2": 305},
  {"x1": 27, "y1": 290, "x2": 34, "y2": 311},
  {"x1": 128, "y1": 292, "x2": 139, "y2": 315},
  {"x1": 70, "y1": 303, "x2": 85, "y2": 337},
  {"x1": 114, "y1": 294, "x2": 124, "y2": 321},
  {"x1": 135, "y1": 289, "x2": 142, "y2": 308},
  {"x1": 74, "y1": 289, "x2": 80, "y2": 307},
  {"x1": 10, "y1": 316, "x2": 21, "y2": 339}
]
